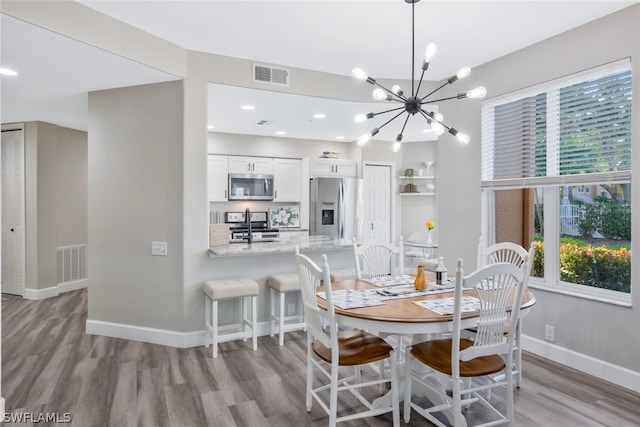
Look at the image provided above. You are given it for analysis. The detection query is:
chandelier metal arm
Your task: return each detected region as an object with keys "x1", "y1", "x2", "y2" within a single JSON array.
[
  {"x1": 370, "y1": 106, "x2": 406, "y2": 117},
  {"x1": 414, "y1": 68, "x2": 427, "y2": 98},
  {"x1": 397, "y1": 113, "x2": 412, "y2": 141},
  {"x1": 370, "y1": 109, "x2": 407, "y2": 134},
  {"x1": 411, "y1": 0, "x2": 416, "y2": 95},
  {"x1": 419, "y1": 109, "x2": 449, "y2": 131},
  {"x1": 374, "y1": 81, "x2": 407, "y2": 102},
  {"x1": 422, "y1": 93, "x2": 467, "y2": 104},
  {"x1": 420, "y1": 80, "x2": 449, "y2": 101}
]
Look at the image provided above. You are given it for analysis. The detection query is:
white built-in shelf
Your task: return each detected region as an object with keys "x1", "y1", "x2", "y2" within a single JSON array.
[
  {"x1": 399, "y1": 175, "x2": 435, "y2": 180},
  {"x1": 399, "y1": 192, "x2": 435, "y2": 197}
]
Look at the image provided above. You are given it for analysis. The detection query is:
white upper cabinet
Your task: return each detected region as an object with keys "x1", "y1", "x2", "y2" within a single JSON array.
[
  {"x1": 273, "y1": 158, "x2": 302, "y2": 202},
  {"x1": 228, "y1": 156, "x2": 273, "y2": 175},
  {"x1": 208, "y1": 155, "x2": 229, "y2": 202},
  {"x1": 308, "y1": 158, "x2": 357, "y2": 177}
]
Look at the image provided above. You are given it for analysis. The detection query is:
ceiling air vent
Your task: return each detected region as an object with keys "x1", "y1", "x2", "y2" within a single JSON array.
[{"x1": 253, "y1": 63, "x2": 289, "y2": 86}]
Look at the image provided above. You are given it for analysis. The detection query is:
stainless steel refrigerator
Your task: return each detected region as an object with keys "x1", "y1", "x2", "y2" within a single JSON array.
[{"x1": 309, "y1": 177, "x2": 362, "y2": 241}]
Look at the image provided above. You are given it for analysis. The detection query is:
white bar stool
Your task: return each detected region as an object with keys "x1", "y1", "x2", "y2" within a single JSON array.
[
  {"x1": 203, "y1": 278, "x2": 259, "y2": 358},
  {"x1": 329, "y1": 269, "x2": 357, "y2": 282},
  {"x1": 267, "y1": 273, "x2": 306, "y2": 346}
]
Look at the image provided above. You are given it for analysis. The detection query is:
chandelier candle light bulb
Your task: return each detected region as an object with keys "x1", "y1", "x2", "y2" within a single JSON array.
[{"x1": 350, "y1": 0, "x2": 485, "y2": 151}]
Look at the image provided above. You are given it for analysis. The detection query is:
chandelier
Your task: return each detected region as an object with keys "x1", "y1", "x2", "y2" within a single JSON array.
[{"x1": 352, "y1": 0, "x2": 486, "y2": 151}]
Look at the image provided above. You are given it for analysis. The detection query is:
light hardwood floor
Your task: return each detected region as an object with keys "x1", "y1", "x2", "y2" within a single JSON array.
[{"x1": 2, "y1": 289, "x2": 640, "y2": 426}]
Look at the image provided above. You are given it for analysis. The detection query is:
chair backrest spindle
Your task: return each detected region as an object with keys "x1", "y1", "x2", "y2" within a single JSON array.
[{"x1": 295, "y1": 248, "x2": 336, "y2": 349}]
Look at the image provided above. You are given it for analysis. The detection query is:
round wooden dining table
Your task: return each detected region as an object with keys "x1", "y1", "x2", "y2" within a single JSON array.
[{"x1": 318, "y1": 278, "x2": 536, "y2": 336}]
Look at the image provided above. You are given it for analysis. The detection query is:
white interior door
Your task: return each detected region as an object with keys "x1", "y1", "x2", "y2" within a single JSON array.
[
  {"x1": 363, "y1": 164, "x2": 392, "y2": 243},
  {"x1": 1, "y1": 128, "x2": 26, "y2": 296}
]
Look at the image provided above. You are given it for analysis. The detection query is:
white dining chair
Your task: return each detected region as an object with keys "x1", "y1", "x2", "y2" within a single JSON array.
[
  {"x1": 404, "y1": 231, "x2": 426, "y2": 267},
  {"x1": 404, "y1": 259, "x2": 528, "y2": 427},
  {"x1": 353, "y1": 237, "x2": 408, "y2": 383},
  {"x1": 352, "y1": 237, "x2": 404, "y2": 279},
  {"x1": 295, "y1": 248, "x2": 400, "y2": 427},
  {"x1": 476, "y1": 238, "x2": 535, "y2": 387}
]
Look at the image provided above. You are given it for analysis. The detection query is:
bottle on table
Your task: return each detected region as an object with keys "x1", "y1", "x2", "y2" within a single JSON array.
[{"x1": 435, "y1": 257, "x2": 447, "y2": 285}]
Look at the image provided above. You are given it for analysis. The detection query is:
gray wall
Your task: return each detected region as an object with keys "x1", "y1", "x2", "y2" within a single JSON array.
[
  {"x1": 87, "y1": 81, "x2": 184, "y2": 330},
  {"x1": 22, "y1": 121, "x2": 87, "y2": 291},
  {"x1": 57, "y1": 127, "x2": 87, "y2": 247},
  {"x1": 438, "y1": 5, "x2": 640, "y2": 372}
]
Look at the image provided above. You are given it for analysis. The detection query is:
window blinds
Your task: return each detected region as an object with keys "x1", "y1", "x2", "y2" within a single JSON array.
[{"x1": 482, "y1": 62, "x2": 631, "y2": 189}]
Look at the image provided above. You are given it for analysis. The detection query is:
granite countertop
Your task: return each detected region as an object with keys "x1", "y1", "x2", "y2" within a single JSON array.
[{"x1": 208, "y1": 235, "x2": 352, "y2": 256}]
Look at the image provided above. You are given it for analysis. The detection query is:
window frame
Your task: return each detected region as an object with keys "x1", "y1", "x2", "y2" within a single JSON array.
[{"x1": 481, "y1": 59, "x2": 632, "y2": 305}]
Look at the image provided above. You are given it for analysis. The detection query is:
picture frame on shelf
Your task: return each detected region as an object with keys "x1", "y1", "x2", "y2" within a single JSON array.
[{"x1": 270, "y1": 205, "x2": 300, "y2": 228}]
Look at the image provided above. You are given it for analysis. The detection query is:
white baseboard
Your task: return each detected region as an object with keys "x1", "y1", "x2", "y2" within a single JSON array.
[
  {"x1": 57, "y1": 279, "x2": 88, "y2": 293},
  {"x1": 23, "y1": 279, "x2": 88, "y2": 300},
  {"x1": 23, "y1": 286, "x2": 59, "y2": 300},
  {"x1": 522, "y1": 335, "x2": 640, "y2": 394},
  {"x1": 86, "y1": 319, "x2": 276, "y2": 348}
]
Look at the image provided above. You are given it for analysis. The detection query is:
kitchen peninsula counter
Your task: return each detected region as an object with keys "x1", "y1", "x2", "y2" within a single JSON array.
[{"x1": 209, "y1": 235, "x2": 352, "y2": 257}]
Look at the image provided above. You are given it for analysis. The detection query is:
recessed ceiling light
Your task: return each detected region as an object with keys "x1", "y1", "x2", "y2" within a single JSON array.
[
  {"x1": 335, "y1": 136, "x2": 345, "y2": 140},
  {"x1": 0, "y1": 68, "x2": 18, "y2": 76},
  {"x1": 241, "y1": 105, "x2": 255, "y2": 111},
  {"x1": 313, "y1": 113, "x2": 326, "y2": 119},
  {"x1": 275, "y1": 131, "x2": 286, "y2": 135},
  {"x1": 207, "y1": 125, "x2": 215, "y2": 130}
]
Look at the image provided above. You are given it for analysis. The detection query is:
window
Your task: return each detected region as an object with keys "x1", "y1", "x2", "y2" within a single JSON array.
[{"x1": 481, "y1": 60, "x2": 632, "y2": 300}]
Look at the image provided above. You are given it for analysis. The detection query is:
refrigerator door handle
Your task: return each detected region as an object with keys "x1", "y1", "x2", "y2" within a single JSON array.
[{"x1": 338, "y1": 180, "x2": 345, "y2": 238}]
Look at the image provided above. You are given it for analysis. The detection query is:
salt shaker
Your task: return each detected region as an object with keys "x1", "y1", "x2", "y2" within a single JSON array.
[{"x1": 435, "y1": 257, "x2": 447, "y2": 285}]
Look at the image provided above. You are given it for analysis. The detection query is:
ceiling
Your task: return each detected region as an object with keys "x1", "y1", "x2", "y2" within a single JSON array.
[{"x1": 2, "y1": 1, "x2": 636, "y2": 142}]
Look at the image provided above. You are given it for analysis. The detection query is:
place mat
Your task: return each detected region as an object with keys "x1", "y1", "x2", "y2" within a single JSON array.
[
  {"x1": 362, "y1": 274, "x2": 416, "y2": 287},
  {"x1": 316, "y1": 289, "x2": 384, "y2": 310},
  {"x1": 414, "y1": 296, "x2": 481, "y2": 316},
  {"x1": 363, "y1": 274, "x2": 455, "y2": 289},
  {"x1": 375, "y1": 283, "x2": 455, "y2": 299}
]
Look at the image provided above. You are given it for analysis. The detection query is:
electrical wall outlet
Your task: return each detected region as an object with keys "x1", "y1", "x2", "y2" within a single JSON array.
[
  {"x1": 287, "y1": 303, "x2": 296, "y2": 316},
  {"x1": 151, "y1": 241, "x2": 168, "y2": 256},
  {"x1": 544, "y1": 324, "x2": 555, "y2": 342}
]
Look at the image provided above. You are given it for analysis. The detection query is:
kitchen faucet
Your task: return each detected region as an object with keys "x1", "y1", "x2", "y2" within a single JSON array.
[{"x1": 245, "y1": 207, "x2": 253, "y2": 244}]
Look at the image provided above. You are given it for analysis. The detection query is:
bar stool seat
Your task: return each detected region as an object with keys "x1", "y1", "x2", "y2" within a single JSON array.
[
  {"x1": 267, "y1": 273, "x2": 306, "y2": 346},
  {"x1": 330, "y1": 269, "x2": 357, "y2": 282},
  {"x1": 203, "y1": 278, "x2": 258, "y2": 358}
]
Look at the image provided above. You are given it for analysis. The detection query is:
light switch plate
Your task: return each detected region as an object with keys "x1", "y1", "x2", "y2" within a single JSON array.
[{"x1": 151, "y1": 241, "x2": 168, "y2": 256}]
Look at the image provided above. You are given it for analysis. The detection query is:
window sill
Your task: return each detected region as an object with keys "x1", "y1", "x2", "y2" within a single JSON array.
[{"x1": 528, "y1": 278, "x2": 632, "y2": 307}]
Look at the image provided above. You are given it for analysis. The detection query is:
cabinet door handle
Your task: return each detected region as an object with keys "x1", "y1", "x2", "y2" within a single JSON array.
[
  {"x1": 224, "y1": 189, "x2": 227, "y2": 199},
  {"x1": 274, "y1": 190, "x2": 277, "y2": 200},
  {"x1": 370, "y1": 223, "x2": 374, "y2": 230}
]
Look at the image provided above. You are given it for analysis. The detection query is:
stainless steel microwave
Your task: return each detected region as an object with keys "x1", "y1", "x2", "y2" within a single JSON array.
[{"x1": 228, "y1": 174, "x2": 274, "y2": 200}]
